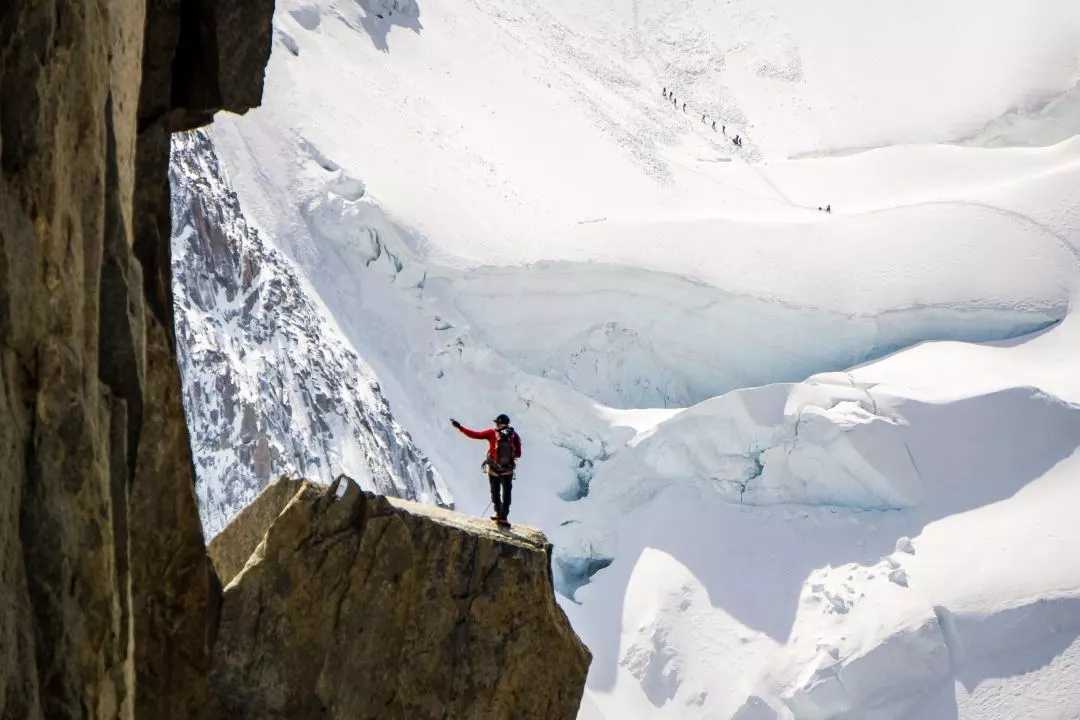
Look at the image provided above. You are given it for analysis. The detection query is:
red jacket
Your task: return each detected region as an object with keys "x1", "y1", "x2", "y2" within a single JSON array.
[{"x1": 456, "y1": 424, "x2": 522, "y2": 462}]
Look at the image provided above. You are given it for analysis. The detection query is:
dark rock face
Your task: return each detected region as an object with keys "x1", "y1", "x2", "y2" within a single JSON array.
[
  {"x1": 209, "y1": 477, "x2": 592, "y2": 720},
  {"x1": 130, "y1": 4, "x2": 273, "y2": 716},
  {"x1": 0, "y1": 1, "x2": 273, "y2": 718}
]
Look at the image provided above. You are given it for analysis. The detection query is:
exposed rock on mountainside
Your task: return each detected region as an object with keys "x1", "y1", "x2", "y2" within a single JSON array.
[
  {"x1": 170, "y1": 130, "x2": 450, "y2": 537},
  {"x1": 0, "y1": 1, "x2": 272, "y2": 717},
  {"x1": 209, "y1": 476, "x2": 591, "y2": 720}
]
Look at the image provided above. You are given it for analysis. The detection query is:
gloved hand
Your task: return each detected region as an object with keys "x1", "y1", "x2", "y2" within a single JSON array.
[{"x1": 450, "y1": 418, "x2": 461, "y2": 429}]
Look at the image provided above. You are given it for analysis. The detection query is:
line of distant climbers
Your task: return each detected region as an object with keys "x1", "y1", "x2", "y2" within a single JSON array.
[
  {"x1": 663, "y1": 86, "x2": 833, "y2": 212},
  {"x1": 663, "y1": 86, "x2": 742, "y2": 147}
]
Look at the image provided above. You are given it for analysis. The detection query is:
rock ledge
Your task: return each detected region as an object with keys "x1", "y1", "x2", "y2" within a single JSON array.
[{"x1": 209, "y1": 477, "x2": 590, "y2": 720}]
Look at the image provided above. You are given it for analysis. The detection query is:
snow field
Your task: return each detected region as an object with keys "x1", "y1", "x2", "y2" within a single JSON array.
[{"x1": 563, "y1": 313, "x2": 1080, "y2": 719}]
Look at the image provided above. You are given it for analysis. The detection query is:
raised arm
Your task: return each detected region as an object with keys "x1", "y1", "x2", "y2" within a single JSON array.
[{"x1": 451, "y1": 420, "x2": 492, "y2": 440}]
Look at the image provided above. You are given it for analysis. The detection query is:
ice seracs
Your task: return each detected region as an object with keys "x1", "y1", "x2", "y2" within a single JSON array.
[{"x1": 565, "y1": 315, "x2": 1080, "y2": 719}]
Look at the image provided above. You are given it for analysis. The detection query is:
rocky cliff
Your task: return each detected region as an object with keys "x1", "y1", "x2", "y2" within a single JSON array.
[
  {"x1": 169, "y1": 130, "x2": 451, "y2": 537},
  {"x1": 0, "y1": 1, "x2": 272, "y2": 717},
  {"x1": 208, "y1": 476, "x2": 591, "y2": 720}
]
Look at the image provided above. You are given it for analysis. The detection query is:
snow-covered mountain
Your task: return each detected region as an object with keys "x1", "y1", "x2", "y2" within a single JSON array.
[
  {"x1": 170, "y1": 129, "x2": 450, "y2": 536},
  {"x1": 558, "y1": 314, "x2": 1080, "y2": 719},
  {"x1": 173, "y1": 0, "x2": 1080, "y2": 717}
]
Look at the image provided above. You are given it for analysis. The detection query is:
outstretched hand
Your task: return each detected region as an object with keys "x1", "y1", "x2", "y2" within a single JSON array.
[{"x1": 450, "y1": 418, "x2": 461, "y2": 429}]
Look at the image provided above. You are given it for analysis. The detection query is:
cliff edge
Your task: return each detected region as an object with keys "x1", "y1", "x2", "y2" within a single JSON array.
[{"x1": 209, "y1": 477, "x2": 591, "y2": 720}]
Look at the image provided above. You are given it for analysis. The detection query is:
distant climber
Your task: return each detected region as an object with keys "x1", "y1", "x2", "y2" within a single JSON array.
[
  {"x1": 825, "y1": 204, "x2": 831, "y2": 213},
  {"x1": 733, "y1": 135, "x2": 742, "y2": 147},
  {"x1": 451, "y1": 414, "x2": 522, "y2": 526},
  {"x1": 682, "y1": 101, "x2": 686, "y2": 111},
  {"x1": 701, "y1": 113, "x2": 706, "y2": 123},
  {"x1": 722, "y1": 124, "x2": 726, "y2": 135},
  {"x1": 712, "y1": 120, "x2": 717, "y2": 131},
  {"x1": 663, "y1": 87, "x2": 668, "y2": 98}
]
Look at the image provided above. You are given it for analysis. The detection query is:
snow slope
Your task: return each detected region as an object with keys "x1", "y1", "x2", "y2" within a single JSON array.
[
  {"x1": 208, "y1": 0, "x2": 1080, "y2": 411},
  {"x1": 560, "y1": 313, "x2": 1080, "y2": 719},
  {"x1": 174, "y1": 0, "x2": 1080, "y2": 717},
  {"x1": 170, "y1": 130, "x2": 449, "y2": 535}
]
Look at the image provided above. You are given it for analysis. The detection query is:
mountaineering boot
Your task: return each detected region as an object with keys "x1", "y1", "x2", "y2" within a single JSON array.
[{"x1": 490, "y1": 515, "x2": 502, "y2": 522}]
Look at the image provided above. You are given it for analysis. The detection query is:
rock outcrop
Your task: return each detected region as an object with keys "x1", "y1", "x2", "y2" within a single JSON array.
[
  {"x1": 0, "y1": 1, "x2": 272, "y2": 718},
  {"x1": 207, "y1": 476, "x2": 309, "y2": 586},
  {"x1": 208, "y1": 476, "x2": 591, "y2": 720}
]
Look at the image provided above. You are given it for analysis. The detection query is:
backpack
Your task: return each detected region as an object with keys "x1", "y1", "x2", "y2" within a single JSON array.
[{"x1": 492, "y1": 426, "x2": 517, "y2": 474}]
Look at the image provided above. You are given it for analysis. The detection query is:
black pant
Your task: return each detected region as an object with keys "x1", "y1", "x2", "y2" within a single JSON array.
[{"x1": 489, "y1": 473, "x2": 513, "y2": 519}]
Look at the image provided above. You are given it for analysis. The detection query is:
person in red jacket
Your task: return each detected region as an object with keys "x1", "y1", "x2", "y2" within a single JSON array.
[{"x1": 451, "y1": 413, "x2": 522, "y2": 525}]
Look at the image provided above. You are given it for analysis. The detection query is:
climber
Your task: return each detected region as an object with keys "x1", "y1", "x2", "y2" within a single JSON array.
[
  {"x1": 450, "y1": 414, "x2": 522, "y2": 526},
  {"x1": 663, "y1": 87, "x2": 668, "y2": 98},
  {"x1": 712, "y1": 120, "x2": 717, "y2": 131}
]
